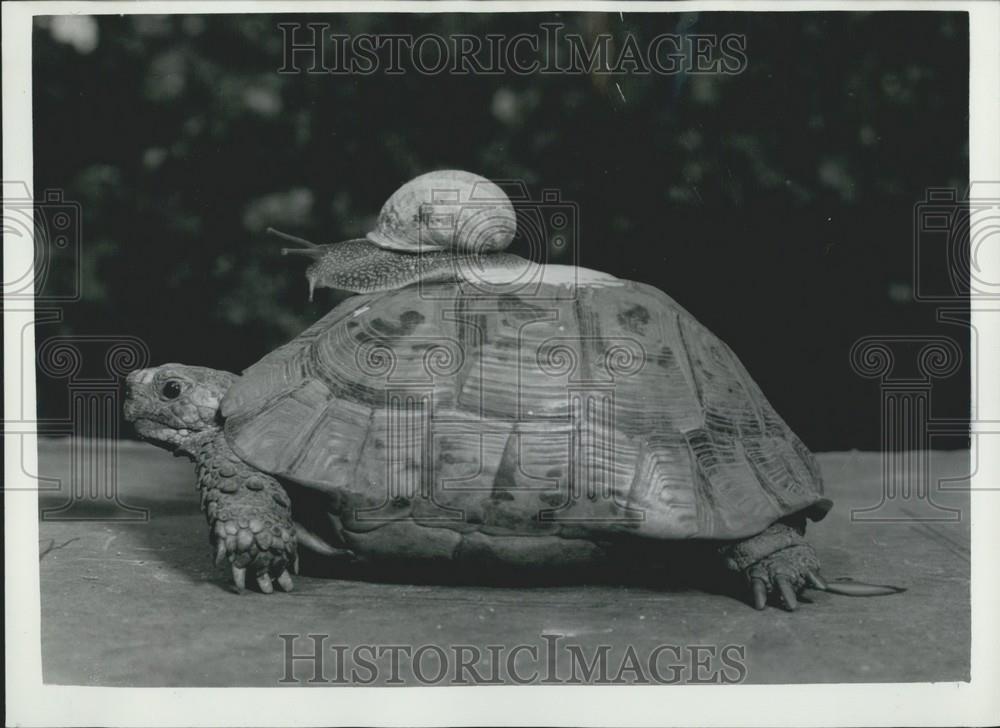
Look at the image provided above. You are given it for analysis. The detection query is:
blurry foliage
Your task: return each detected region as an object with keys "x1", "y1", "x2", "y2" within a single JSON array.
[{"x1": 33, "y1": 12, "x2": 968, "y2": 449}]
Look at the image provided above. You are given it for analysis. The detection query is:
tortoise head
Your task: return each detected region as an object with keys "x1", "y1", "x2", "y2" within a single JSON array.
[{"x1": 124, "y1": 364, "x2": 237, "y2": 455}]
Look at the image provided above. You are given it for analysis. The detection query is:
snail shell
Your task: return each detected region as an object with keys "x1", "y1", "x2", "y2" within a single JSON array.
[{"x1": 366, "y1": 170, "x2": 517, "y2": 254}]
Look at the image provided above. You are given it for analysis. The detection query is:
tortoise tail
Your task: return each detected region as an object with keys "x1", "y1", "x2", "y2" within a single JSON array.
[{"x1": 819, "y1": 578, "x2": 906, "y2": 597}]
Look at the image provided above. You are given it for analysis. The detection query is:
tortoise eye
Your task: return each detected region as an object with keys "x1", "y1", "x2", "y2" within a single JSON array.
[{"x1": 161, "y1": 380, "x2": 183, "y2": 400}]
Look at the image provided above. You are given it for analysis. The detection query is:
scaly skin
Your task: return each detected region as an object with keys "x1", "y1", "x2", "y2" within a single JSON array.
[
  {"x1": 124, "y1": 364, "x2": 897, "y2": 606},
  {"x1": 124, "y1": 363, "x2": 298, "y2": 593},
  {"x1": 719, "y1": 522, "x2": 826, "y2": 611},
  {"x1": 195, "y1": 431, "x2": 297, "y2": 593}
]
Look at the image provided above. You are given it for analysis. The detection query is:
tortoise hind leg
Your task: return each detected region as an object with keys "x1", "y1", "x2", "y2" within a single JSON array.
[
  {"x1": 719, "y1": 522, "x2": 907, "y2": 610},
  {"x1": 719, "y1": 522, "x2": 826, "y2": 611}
]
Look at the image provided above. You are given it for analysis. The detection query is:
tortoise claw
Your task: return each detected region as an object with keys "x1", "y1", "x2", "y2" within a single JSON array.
[
  {"x1": 231, "y1": 565, "x2": 246, "y2": 592},
  {"x1": 256, "y1": 573, "x2": 274, "y2": 594},
  {"x1": 805, "y1": 568, "x2": 828, "y2": 591},
  {"x1": 751, "y1": 578, "x2": 767, "y2": 610},
  {"x1": 214, "y1": 540, "x2": 228, "y2": 567},
  {"x1": 775, "y1": 575, "x2": 798, "y2": 611},
  {"x1": 276, "y1": 570, "x2": 294, "y2": 592}
]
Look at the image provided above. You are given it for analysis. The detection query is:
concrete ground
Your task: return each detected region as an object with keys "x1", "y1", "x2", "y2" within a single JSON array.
[{"x1": 37, "y1": 438, "x2": 969, "y2": 686}]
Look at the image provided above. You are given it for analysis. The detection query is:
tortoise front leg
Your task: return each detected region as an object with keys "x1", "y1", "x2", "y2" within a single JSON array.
[{"x1": 196, "y1": 435, "x2": 298, "y2": 593}]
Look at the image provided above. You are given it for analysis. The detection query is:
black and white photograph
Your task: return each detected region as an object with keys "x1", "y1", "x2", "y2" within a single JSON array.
[{"x1": 4, "y1": 0, "x2": 999, "y2": 725}]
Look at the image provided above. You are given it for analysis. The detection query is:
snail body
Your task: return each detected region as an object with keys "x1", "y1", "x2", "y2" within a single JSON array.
[{"x1": 304, "y1": 238, "x2": 531, "y2": 296}]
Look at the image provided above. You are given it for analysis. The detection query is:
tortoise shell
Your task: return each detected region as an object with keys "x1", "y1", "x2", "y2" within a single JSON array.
[{"x1": 221, "y1": 274, "x2": 830, "y2": 553}]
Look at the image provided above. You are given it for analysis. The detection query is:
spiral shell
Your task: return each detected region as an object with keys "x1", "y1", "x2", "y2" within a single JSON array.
[{"x1": 366, "y1": 170, "x2": 516, "y2": 254}]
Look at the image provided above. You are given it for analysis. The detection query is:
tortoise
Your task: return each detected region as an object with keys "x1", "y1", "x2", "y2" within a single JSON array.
[{"x1": 123, "y1": 171, "x2": 901, "y2": 610}]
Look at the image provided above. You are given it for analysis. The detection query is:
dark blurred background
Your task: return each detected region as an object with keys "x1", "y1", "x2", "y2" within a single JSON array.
[{"x1": 32, "y1": 11, "x2": 969, "y2": 451}]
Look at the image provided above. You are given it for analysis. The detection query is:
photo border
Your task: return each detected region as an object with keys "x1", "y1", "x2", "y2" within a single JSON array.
[{"x1": 4, "y1": 1, "x2": 998, "y2": 726}]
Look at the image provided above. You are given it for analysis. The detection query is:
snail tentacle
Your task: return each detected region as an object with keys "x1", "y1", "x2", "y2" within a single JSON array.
[{"x1": 267, "y1": 227, "x2": 320, "y2": 249}]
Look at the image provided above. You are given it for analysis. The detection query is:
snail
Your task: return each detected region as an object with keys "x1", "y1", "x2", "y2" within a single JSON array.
[{"x1": 275, "y1": 170, "x2": 531, "y2": 299}]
